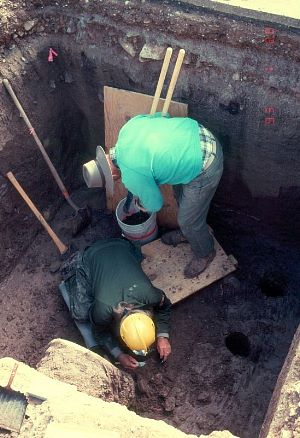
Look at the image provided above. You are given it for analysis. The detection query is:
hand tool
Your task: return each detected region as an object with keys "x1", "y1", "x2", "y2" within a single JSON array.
[
  {"x1": 162, "y1": 48, "x2": 185, "y2": 116},
  {"x1": 6, "y1": 171, "x2": 68, "y2": 255},
  {"x1": 2, "y1": 79, "x2": 91, "y2": 236},
  {"x1": 150, "y1": 47, "x2": 173, "y2": 115},
  {"x1": 123, "y1": 191, "x2": 134, "y2": 214},
  {"x1": 150, "y1": 47, "x2": 186, "y2": 116}
]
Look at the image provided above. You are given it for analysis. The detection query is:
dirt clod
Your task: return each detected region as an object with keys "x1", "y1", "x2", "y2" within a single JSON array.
[
  {"x1": 165, "y1": 396, "x2": 176, "y2": 412},
  {"x1": 123, "y1": 211, "x2": 150, "y2": 225}
]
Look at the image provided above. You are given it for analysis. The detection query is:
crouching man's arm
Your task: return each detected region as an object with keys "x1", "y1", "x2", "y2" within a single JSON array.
[
  {"x1": 152, "y1": 289, "x2": 172, "y2": 362},
  {"x1": 90, "y1": 306, "x2": 139, "y2": 369}
]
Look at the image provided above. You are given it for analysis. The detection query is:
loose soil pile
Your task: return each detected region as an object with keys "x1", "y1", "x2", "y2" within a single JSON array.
[{"x1": 123, "y1": 211, "x2": 150, "y2": 225}]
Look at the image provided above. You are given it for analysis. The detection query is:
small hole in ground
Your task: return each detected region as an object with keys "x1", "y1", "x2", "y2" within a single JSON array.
[
  {"x1": 225, "y1": 332, "x2": 251, "y2": 357},
  {"x1": 259, "y1": 270, "x2": 287, "y2": 297}
]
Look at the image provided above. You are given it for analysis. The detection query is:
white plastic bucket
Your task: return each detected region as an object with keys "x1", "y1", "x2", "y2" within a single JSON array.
[{"x1": 116, "y1": 198, "x2": 158, "y2": 245}]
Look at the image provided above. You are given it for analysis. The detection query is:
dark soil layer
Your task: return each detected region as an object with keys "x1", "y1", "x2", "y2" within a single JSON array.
[{"x1": 123, "y1": 211, "x2": 150, "y2": 226}]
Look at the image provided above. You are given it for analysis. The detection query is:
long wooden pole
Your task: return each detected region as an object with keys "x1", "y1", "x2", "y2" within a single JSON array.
[
  {"x1": 6, "y1": 172, "x2": 68, "y2": 255},
  {"x1": 162, "y1": 49, "x2": 185, "y2": 116},
  {"x1": 3, "y1": 79, "x2": 79, "y2": 212},
  {"x1": 150, "y1": 47, "x2": 173, "y2": 115}
]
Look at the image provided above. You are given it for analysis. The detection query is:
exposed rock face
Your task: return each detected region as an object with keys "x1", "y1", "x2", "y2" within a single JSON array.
[
  {"x1": 18, "y1": 388, "x2": 238, "y2": 438},
  {"x1": 36, "y1": 338, "x2": 135, "y2": 407},
  {"x1": 0, "y1": 355, "x2": 238, "y2": 438},
  {"x1": 259, "y1": 325, "x2": 300, "y2": 438}
]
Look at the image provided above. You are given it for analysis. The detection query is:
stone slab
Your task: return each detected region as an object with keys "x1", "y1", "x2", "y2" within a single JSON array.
[{"x1": 259, "y1": 324, "x2": 300, "y2": 438}]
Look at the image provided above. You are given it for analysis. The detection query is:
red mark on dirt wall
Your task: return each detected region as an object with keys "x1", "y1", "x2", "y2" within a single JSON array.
[
  {"x1": 264, "y1": 27, "x2": 276, "y2": 44},
  {"x1": 264, "y1": 117, "x2": 276, "y2": 126},
  {"x1": 48, "y1": 48, "x2": 58, "y2": 62}
]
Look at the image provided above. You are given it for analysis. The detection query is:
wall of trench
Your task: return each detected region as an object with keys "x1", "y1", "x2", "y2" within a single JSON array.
[{"x1": 0, "y1": 0, "x2": 299, "y2": 279}]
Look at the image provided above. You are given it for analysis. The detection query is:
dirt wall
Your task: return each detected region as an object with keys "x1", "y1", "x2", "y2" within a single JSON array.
[
  {"x1": 0, "y1": 0, "x2": 299, "y2": 277},
  {"x1": 259, "y1": 325, "x2": 300, "y2": 438}
]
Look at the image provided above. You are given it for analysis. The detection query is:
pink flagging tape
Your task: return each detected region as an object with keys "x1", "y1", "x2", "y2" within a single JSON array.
[{"x1": 48, "y1": 48, "x2": 58, "y2": 62}]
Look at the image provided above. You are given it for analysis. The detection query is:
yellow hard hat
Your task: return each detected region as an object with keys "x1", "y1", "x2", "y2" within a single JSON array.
[{"x1": 120, "y1": 311, "x2": 155, "y2": 352}]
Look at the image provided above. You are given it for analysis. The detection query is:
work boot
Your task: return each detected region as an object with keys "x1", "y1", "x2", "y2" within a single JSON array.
[
  {"x1": 184, "y1": 249, "x2": 216, "y2": 278},
  {"x1": 161, "y1": 229, "x2": 187, "y2": 247}
]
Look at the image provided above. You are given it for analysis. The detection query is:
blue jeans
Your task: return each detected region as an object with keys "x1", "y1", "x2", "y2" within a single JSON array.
[{"x1": 173, "y1": 140, "x2": 223, "y2": 258}]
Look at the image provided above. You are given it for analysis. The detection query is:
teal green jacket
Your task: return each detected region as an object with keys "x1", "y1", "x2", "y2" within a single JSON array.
[{"x1": 115, "y1": 113, "x2": 202, "y2": 212}]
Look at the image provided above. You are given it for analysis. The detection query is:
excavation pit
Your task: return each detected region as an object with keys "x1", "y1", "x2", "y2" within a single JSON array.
[
  {"x1": 0, "y1": 2, "x2": 299, "y2": 438},
  {"x1": 259, "y1": 270, "x2": 287, "y2": 298},
  {"x1": 225, "y1": 332, "x2": 251, "y2": 358}
]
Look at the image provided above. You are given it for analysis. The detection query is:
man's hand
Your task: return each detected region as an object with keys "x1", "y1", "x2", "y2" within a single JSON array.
[
  {"x1": 135, "y1": 198, "x2": 148, "y2": 213},
  {"x1": 105, "y1": 153, "x2": 121, "y2": 181},
  {"x1": 117, "y1": 353, "x2": 139, "y2": 369},
  {"x1": 157, "y1": 337, "x2": 171, "y2": 362}
]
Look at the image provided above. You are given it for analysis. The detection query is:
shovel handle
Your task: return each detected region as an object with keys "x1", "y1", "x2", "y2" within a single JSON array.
[
  {"x1": 150, "y1": 47, "x2": 173, "y2": 115},
  {"x1": 162, "y1": 49, "x2": 185, "y2": 116},
  {"x1": 2, "y1": 79, "x2": 79, "y2": 212},
  {"x1": 6, "y1": 172, "x2": 68, "y2": 255}
]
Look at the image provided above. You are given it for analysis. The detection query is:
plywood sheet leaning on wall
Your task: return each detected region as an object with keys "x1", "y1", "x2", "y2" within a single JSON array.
[
  {"x1": 141, "y1": 239, "x2": 237, "y2": 304},
  {"x1": 104, "y1": 86, "x2": 188, "y2": 228}
]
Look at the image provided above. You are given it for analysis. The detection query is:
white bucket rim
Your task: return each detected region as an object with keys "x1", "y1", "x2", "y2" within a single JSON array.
[{"x1": 116, "y1": 198, "x2": 155, "y2": 228}]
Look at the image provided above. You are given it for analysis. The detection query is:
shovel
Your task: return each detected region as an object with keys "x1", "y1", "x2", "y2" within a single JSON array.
[
  {"x1": 2, "y1": 79, "x2": 91, "y2": 236},
  {"x1": 151, "y1": 47, "x2": 186, "y2": 116},
  {"x1": 6, "y1": 171, "x2": 69, "y2": 256}
]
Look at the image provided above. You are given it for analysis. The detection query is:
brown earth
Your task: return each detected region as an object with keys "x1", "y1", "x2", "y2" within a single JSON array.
[
  {"x1": 0, "y1": 183, "x2": 299, "y2": 438},
  {"x1": 0, "y1": 2, "x2": 299, "y2": 438}
]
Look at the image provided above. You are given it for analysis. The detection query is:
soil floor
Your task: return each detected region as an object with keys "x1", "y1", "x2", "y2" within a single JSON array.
[
  {"x1": 0, "y1": 1, "x2": 299, "y2": 438},
  {"x1": 0, "y1": 188, "x2": 299, "y2": 438}
]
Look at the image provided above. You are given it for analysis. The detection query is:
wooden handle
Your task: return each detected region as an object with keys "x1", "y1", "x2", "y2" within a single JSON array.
[
  {"x1": 6, "y1": 172, "x2": 68, "y2": 255},
  {"x1": 2, "y1": 79, "x2": 79, "y2": 212},
  {"x1": 150, "y1": 47, "x2": 173, "y2": 115},
  {"x1": 162, "y1": 49, "x2": 185, "y2": 116}
]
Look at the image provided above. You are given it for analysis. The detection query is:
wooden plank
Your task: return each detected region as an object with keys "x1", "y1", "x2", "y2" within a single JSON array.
[
  {"x1": 104, "y1": 86, "x2": 188, "y2": 228},
  {"x1": 141, "y1": 238, "x2": 236, "y2": 304}
]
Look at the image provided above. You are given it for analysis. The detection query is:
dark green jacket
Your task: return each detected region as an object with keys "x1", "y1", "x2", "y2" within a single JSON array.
[{"x1": 82, "y1": 239, "x2": 171, "y2": 358}]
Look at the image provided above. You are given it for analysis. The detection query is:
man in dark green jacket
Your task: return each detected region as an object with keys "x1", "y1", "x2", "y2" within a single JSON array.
[{"x1": 63, "y1": 238, "x2": 172, "y2": 370}]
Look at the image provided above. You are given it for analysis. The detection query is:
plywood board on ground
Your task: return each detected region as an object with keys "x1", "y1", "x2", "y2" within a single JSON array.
[
  {"x1": 141, "y1": 238, "x2": 236, "y2": 304},
  {"x1": 104, "y1": 86, "x2": 188, "y2": 228}
]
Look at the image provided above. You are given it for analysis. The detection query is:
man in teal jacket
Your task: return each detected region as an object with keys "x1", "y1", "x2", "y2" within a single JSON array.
[{"x1": 108, "y1": 113, "x2": 223, "y2": 278}]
